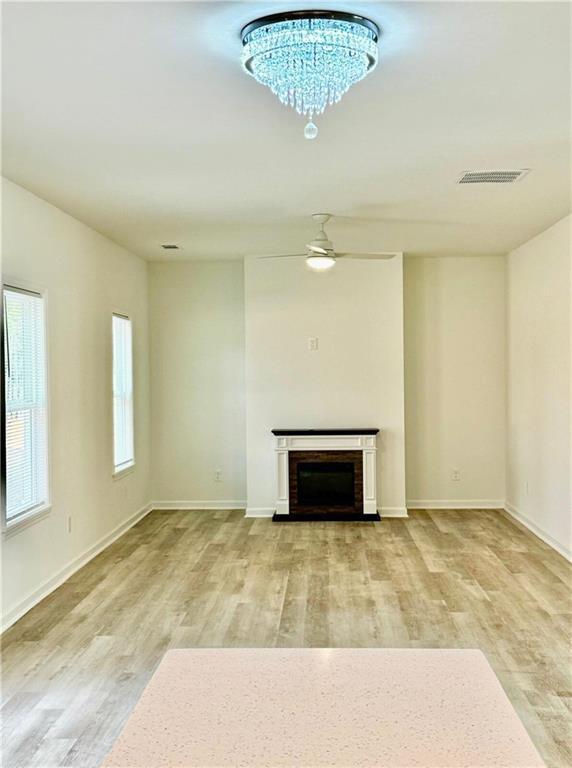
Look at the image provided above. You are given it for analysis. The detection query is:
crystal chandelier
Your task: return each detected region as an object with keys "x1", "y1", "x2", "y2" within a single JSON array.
[{"x1": 241, "y1": 10, "x2": 379, "y2": 139}]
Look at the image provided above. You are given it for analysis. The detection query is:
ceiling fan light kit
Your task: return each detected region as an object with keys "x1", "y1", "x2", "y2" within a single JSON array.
[
  {"x1": 241, "y1": 10, "x2": 380, "y2": 139},
  {"x1": 306, "y1": 254, "x2": 337, "y2": 271}
]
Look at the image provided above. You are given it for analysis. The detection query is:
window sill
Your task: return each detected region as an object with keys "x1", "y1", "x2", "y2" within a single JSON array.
[
  {"x1": 113, "y1": 462, "x2": 136, "y2": 480},
  {"x1": 3, "y1": 504, "x2": 52, "y2": 538}
]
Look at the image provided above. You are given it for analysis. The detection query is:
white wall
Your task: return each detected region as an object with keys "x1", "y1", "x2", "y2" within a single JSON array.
[
  {"x1": 244, "y1": 256, "x2": 407, "y2": 516},
  {"x1": 506, "y1": 215, "x2": 571, "y2": 558},
  {"x1": 404, "y1": 256, "x2": 506, "y2": 507},
  {"x1": 1, "y1": 179, "x2": 151, "y2": 628},
  {"x1": 2, "y1": 178, "x2": 568, "y2": 635},
  {"x1": 149, "y1": 262, "x2": 246, "y2": 505}
]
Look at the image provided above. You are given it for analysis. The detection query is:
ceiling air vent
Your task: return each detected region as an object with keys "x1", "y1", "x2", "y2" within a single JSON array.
[
  {"x1": 457, "y1": 169, "x2": 529, "y2": 184},
  {"x1": 161, "y1": 244, "x2": 179, "y2": 250}
]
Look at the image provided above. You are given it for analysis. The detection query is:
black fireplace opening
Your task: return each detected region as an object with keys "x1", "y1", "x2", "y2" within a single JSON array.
[{"x1": 297, "y1": 462, "x2": 355, "y2": 507}]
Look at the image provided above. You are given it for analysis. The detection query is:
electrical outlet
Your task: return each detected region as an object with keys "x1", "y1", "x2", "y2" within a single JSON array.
[
  {"x1": 526, "y1": 481, "x2": 530, "y2": 495},
  {"x1": 67, "y1": 515, "x2": 72, "y2": 533},
  {"x1": 214, "y1": 469, "x2": 223, "y2": 483},
  {"x1": 451, "y1": 469, "x2": 461, "y2": 482},
  {"x1": 308, "y1": 337, "x2": 318, "y2": 351}
]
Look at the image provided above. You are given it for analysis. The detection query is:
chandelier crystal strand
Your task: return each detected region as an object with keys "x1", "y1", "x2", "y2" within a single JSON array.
[{"x1": 241, "y1": 13, "x2": 379, "y2": 137}]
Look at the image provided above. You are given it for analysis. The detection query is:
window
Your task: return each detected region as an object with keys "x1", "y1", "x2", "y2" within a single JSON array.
[
  {"x1": 112, "y1": 314, "x2": 134, "y2": 474},
  {"x1": 3, "y1": 286, "x2": 49, "y2": 523}
]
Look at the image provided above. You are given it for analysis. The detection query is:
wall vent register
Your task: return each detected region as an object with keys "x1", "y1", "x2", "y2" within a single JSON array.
[{"x1": 457, "y1": 169, "x2": 529, "y2": 184}]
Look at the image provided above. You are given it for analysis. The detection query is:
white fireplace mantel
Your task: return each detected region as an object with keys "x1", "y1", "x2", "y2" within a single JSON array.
[{"x1": 273, "y1": 430, "x2": 378, "y2": 517}]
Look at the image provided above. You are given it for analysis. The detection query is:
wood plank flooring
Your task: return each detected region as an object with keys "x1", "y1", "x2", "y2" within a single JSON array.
[{"x1": 2, "y1": 509, "x2": 571, "y2": 768}]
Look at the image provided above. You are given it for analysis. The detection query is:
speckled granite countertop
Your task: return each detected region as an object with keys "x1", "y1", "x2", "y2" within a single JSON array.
[{"x1": 103, "y1": 648, "x2": 544, "y2": 768}]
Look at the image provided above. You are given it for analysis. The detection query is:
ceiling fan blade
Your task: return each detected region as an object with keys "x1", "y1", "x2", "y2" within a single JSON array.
[
  {"x1": 257, "y1": 253, "x2": 306, "y2": 260},
  {"x1": 334, "y1": 214, "x2": 458, "y2": 227},
  {"x1": 337, "y1": 252, "x2": 396, "y2": 260},
  {"x1": 306, "y1": 244, "x2": 329, "y2": 255}
]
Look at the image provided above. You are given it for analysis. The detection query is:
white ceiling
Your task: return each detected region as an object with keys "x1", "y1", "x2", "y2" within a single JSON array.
[{"x1": 3, "y1": 1, "x2": 570, "y2": 260}]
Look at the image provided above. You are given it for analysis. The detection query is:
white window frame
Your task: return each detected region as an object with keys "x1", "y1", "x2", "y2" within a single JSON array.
[
  {"x1": 111, "y1": 312, "x2": 135, "y2": 478},
  {"x1": 2, "y1": 280, "x2": 52, "y2": 536}
]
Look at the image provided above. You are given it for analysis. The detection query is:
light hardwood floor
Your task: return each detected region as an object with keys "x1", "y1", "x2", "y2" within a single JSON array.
[{"x1": 2, "y1": 509, "x2": 571, "y2": 768}]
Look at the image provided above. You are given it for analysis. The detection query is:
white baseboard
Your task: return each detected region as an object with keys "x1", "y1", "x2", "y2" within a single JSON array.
[
  {"x1": 1, "y1": 502, "x2": 153, "y2": 633},
  {"x1": 245, "y1": 507, "x2": 275, "y2": 518},
  {"x1": 407, "y1": 499, "x2": 504, "y2": 510},
  {"x1": 151, "y1": 500, "x2": 246, "y2": 511},
  {"x1": 504, "y1": 502, "x2": 572, "y2": 562},
  {"x1": 379, "y1": 507, "x2": 409, "y2": 518}
]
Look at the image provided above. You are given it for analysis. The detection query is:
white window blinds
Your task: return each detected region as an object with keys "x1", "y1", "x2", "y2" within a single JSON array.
[
  {"x1": 3, "y1": 286, "x2": 49, "y2": 521},
  {"x1": 112, "y1": 314, "x2": 134, "y2": 473}
]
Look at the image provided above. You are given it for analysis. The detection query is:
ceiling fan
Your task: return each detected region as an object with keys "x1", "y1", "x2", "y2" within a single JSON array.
[{"x1": 258, "y1": 213, "x2": 396, "y2": 271}]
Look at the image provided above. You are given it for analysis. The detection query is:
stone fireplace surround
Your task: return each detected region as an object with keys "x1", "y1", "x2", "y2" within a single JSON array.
[{"x1": 272, "y1": 429, "x2": 379, "y2": 521}]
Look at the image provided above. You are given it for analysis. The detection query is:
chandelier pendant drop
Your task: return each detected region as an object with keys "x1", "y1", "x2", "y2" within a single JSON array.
[{"x1": 241, "y1": 11, "x2": 379, "y2": 138}]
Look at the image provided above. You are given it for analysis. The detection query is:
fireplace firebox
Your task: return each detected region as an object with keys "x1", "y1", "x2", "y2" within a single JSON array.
[
  {"x1": 297, "y1": 462, "x2": 355, "y2": 507},
  {"x1": 288, "y1": 450, "x2": 364, "y2": 516}
]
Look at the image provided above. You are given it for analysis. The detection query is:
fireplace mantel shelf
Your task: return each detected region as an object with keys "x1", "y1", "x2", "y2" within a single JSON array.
[{"x1": 271, "y1": 428, "x2": 379, "y2": 436}]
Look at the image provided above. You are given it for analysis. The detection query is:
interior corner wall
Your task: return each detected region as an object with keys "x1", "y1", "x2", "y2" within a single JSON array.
[
  {"x1": 506, "y1": 214, "x2": 571, "y2": 558},
  {"x1": 244, "y1": 255, "x2": 407, "y2": 516},
  {"x1": 404, "y1": 255, "x2": 506, "y2": 508},
  {"x1": 1, "y1": 178, "x2": 151, "y2": 629},
  {"x1": 148, "y1": 261, "x2": 246, "y2": 505}
]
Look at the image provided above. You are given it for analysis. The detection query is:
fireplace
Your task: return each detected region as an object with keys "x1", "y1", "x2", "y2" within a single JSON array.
[
  {"x1": 272, "y1": 429, "x2": 379, "y2": 521},
  {"x1": 289, "y1": 451, "x2": 363, "y2": 515}
]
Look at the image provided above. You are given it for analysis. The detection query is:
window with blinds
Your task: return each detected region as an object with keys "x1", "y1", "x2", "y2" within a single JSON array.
[
  {"x1": 3, "y1": 286, "x2": 49, "y2": 522},
  {"x1": 112, "y1": 314, "x2": 134, "y2": 473}
]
